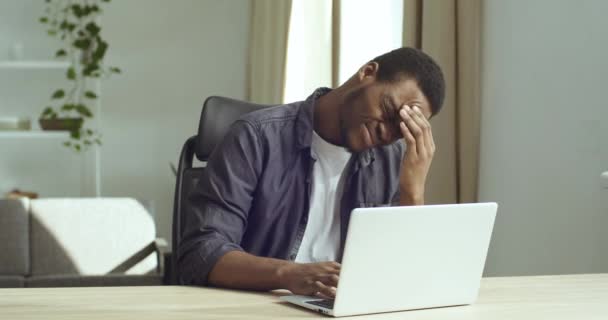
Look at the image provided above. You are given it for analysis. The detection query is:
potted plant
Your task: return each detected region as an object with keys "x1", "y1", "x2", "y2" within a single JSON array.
[{"x1": 38, "y1": 0, "x2": 120, "y2": 151}]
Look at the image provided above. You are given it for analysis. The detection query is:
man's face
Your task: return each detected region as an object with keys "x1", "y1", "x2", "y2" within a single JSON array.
[{"x1": 339, "y1": 78, "x2": 432, "y2": 153}]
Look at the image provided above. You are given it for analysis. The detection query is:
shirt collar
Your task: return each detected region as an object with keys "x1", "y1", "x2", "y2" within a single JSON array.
[
  {"x1": 295, "y1": 87, "x2": 375, "y2": 168},
  {"x1": 295, "y1": 87, "x2": 330, "y2": 150}
]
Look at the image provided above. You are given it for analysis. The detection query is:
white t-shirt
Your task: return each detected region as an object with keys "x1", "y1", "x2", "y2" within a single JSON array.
[{"x1": 295, "y1": 131, "x2": 351, "y2": 263}]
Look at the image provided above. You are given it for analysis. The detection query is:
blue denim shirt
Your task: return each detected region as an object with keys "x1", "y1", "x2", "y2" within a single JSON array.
[{"x1": 178, "y1": 88, "x2": 405, "y2": 285}]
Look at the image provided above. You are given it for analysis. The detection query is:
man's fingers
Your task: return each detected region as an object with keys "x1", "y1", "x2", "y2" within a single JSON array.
[
  {"x1": 322, "y1": 266, "x2": 340, "y2": 274},
  {"x1": 399, "y1": 121, "x2": 416, "y2": 154},
  {"x1": 314, "y1": 280, "x2": 337, "y2": 299},
  {"x1": 400, "y1": 106, "x2": 425, "y2": 153},
  {"x1": 316, "y1": 274, "x2": 339, "y2": 287},
  {"x1": 328, "y1": 261, "x2": 341, "y2": 269},
  {"x1": 412, "y1": 106, "x2": 435, "y2": 155}
]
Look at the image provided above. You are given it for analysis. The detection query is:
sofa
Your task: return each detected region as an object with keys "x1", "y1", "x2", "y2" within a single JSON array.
[{"x1": 0, "y1": 197, "x2": 167, "y2": 287}]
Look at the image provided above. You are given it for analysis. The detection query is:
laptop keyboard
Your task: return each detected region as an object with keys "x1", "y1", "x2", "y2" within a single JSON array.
[{"x1": 307, "y1": 299, "x2": 335, "y2": 309}]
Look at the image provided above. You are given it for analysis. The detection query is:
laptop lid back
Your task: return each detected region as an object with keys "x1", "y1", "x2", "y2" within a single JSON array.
[{"x1": 333, "y1": 203, "x2": 497, "y2": 317}]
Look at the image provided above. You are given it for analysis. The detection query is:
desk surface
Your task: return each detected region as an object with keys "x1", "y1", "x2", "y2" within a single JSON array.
[{"x1": 1, "y1": 274, "x2": 607, "y2": 319}]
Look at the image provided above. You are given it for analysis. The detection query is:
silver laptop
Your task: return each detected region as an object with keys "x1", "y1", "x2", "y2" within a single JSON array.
[{"x1": 280, "y1": 202, "x2": 498, "y2": 317}]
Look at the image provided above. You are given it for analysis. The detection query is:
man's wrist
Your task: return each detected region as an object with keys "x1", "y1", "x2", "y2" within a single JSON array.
[
  {"x1": 275, "y1": 260, "x2": 295, "y2": 289},
  {"x1": 399, "y1": 188, "x2": 424, "y2": 206}
]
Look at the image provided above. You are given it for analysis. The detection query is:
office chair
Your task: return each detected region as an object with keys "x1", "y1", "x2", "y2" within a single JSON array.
[{"x1": 169, "y1": 96, "x2": 272, "y2": 284}]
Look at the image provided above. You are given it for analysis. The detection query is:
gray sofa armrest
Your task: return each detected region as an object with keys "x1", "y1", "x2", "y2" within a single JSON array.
[{"x1": 109, "y1": 238, "x2": 168, "y2": 275}]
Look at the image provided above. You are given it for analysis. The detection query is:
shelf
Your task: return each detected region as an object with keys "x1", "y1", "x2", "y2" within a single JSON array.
[
  {"x1": 0, "y1": 131, "x2": 69, "y2": 139},
  {"x1": 0, "y1": 61, "x2": 69, "y2": 70}
]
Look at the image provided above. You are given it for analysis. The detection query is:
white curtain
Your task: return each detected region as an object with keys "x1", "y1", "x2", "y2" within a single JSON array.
[{"x1": 247, "y1": 0, "x2": 293, "y2": 104}]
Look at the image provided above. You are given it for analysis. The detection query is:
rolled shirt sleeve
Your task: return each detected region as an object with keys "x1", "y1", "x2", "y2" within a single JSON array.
[{"x1": 178, "y1": 120, "x2": 263, "y2": 285}]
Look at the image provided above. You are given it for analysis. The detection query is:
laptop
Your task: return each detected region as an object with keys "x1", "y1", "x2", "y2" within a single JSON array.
[{"x1": 280, "y1": 202, "x2": 498, "y2": 317}]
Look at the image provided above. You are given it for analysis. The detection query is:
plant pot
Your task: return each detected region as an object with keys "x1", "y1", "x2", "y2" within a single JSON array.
[{"x1": 39, "y1": 118, "x2": 83, "y2": 132}]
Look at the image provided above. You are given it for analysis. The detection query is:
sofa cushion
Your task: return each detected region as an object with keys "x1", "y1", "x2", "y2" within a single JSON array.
[
  {"x1": 0, "y1": 275, "x2": 25, "y2": 288},
  {"x1": 0, "y1": 198, "x2": 29, "y2": 275},
  {"x1": 29, "y1": 198, "x2": 157, "y2": 276},
  {"x1": 26, "y1": 274, "x2": 161, "y2": 287}
]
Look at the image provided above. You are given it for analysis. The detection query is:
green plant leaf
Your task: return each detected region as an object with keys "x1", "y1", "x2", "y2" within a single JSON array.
[
  {"x1": 85, "y1": 22, "x2": 100, "y2": 36},
  {"x1": 75, "y1": 104, "x2": 93, "y2": 117},
  {"x1": 83, "y1": 140, "x2": 92, "y2": 146},
  {"x1": 66, "y1": 67, "x2": 76, "y2": 80},
  {"x1": 47, "y1": 29, "x2": 57, "y2": 36},
  {"x1": 71, "y1": 4, "x2": 84, "y2": 18},
  {"x1": 92, "y1": 39, "x2": 108, "y2": 61},
  {"x1": 82, "y1": 64, "x2": 99, "y2": 76},
  {"x1": 61, "y1": 104, "x2": 75, "y2": 111},
  {"x1": 86, "y1": 129, "x2": 93, "y2": 135},
  {"x1": 84, "y1": 91, "x2": 97, "y2": 99},
  {"x1": 109, "y1": 67, "x2": 121, "y2": 74},
  {"x1": 74, "y1": 144, "x2": 82, "y2": 151},
  {"x1": 42, "y1": 107, "x2": 53, "y2": 115},
  {"x1": 59, "y1": 20, "x2": 69, "y2": 30},
  {"x1": 55, "y1": 49, "x2": 67, "y2": 57},
  {"x1": 39, "y1": 17, "x2": 48, "y2": 23},
  {"x1": 51, "y1": 89, "x2": 65, "y2": 99},
  {"x1": 70, "y1": 129, "x2": 81, "y2": 139},
  {"x1": 61, "y1": 22, "x2": 76, "y2": 32},
  {"x1": 41, "y1": 107, "x2": 57, "y2": 119},
  {"x1": 73, "y1": 38, "x2": 91, "y2": 50},
  {"x1": 94, "y1": 138, "x2": 102, "y2": 145}
]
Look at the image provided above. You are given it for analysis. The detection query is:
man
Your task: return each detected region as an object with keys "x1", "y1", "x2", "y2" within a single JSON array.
[{"x1": 178, "y1": 47, "x2": 445, "y2": 298}]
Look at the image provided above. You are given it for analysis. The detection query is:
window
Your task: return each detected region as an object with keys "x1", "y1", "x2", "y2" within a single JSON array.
[
  {"x1": 283, "y1": 0, "x2": 403, "y2": 103},
  {"x1": 338, "y1": 0, "x2": 403, "y2": 84},
  {"x1": 283, "y1": 0, "x2": 333, "y2": 103}
]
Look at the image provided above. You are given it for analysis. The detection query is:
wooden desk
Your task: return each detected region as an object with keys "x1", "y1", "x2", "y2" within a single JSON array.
[{"x1": 1, "y1": 274, "x2": 607, "y2": 319}]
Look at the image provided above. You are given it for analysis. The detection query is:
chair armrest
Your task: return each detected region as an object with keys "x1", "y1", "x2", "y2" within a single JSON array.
[{"x1": 109, "y1": 237, "x2": 169, "y2": 275}]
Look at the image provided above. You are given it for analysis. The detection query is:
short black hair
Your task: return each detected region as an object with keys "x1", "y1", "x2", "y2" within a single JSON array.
[{"x1": 372, "y1": 47, "x2": 445, "y2": 116}]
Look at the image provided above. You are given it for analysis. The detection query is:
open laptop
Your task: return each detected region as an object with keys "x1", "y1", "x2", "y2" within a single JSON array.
[{"x1": 280, "y1": 202, "x2": 498, "y2": 317}]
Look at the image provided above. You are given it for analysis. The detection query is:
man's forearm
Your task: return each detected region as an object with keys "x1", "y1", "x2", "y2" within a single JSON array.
[{"x1": 208, "y1": 250, "x2": 292, "y2": 290}]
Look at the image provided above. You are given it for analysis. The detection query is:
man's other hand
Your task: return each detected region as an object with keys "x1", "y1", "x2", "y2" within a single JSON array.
[{"x1": 398, "y1": 105, "x2": 435, "y2": 205}]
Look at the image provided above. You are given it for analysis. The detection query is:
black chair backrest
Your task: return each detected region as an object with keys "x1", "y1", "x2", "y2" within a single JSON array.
[
  {"x1": 195, "y1": 96, "x2": 273, "y2": 161},
  {"x1": 169, "y1": 96, "x2": 272, "y2": 284}
]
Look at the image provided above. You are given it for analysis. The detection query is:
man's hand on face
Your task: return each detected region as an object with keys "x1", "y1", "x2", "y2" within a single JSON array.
[
  {"x1": 398, "y1": 105, "x2": 436, "y2": 205},
  {"x1": 278, "y1": 261, "x2": 340, "y2": 298}
]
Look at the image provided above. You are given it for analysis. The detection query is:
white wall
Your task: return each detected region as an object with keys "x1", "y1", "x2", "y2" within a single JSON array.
[
  {"x1": 101, "y1": 0, "x2": 250, "y2": 241},
  {"x1": 480, "y1": 0, "x2": 608, "y2": 276}
]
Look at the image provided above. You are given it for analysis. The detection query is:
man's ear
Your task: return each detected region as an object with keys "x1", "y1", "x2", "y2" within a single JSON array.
[{"x1": 357, "y1": 61, "x2": 379, "y2": 82}]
